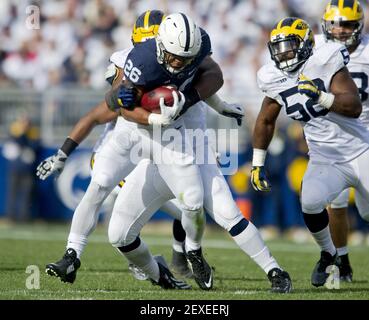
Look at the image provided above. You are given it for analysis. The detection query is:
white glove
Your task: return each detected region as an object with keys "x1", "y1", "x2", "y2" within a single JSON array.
[
  {"x1": 221, "y1": 102, "x2": 245, "y2": 125},
  {"x1": 36, "y1": 149, "x2": 67, "y2": 180},
  {"x1": 205, "y1": 94, "x2": 245, "y2": 126},
  {"x1": 148, "y1": 113, "x2": 173, "y2": 126},
  {"x1": 159, "y1": 91, "x2": 185, "y2": 119}
]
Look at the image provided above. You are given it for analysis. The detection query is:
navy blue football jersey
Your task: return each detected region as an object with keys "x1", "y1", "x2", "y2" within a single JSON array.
[{"x1": 122, "y1": 28, "x2": 212, "y2": 92}]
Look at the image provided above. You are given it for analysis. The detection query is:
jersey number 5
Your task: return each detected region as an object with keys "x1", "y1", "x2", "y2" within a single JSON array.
[
  {"x1": 124, "y1": 59, "x2": 141, "y2": 83},
  {"x1": 280, "y1": 78, "x2": 328, "y2": 122},
  {"x1": 350, "y1": 72, "x2": 368, "y2": 102}
]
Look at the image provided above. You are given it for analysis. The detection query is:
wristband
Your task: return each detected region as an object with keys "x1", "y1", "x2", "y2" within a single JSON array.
[
  {"x1": 252, "y1": 148, "x2": 267, "y2": 167},
  {"x1": 60, "y1": 137, "x2": 79, "y2": 156},
  {"x1": 318, "y1": 91, "x2": 335, "y2": 109}
]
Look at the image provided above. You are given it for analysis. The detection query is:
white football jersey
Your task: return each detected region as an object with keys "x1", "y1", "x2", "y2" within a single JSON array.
[
  {"x1": 93, "y1": 48, "x2": 131, "y2": 153},
  {"x1": 257, "y1": 41, "x2": 369, "y2": 164},
  {"x1": 316, "y1": 33, "x2": 369, "y2": 126}
]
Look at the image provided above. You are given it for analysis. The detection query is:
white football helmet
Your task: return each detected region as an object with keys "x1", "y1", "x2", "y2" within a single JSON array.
[{"x1": 156, "y1": 13, "x2": 202, "y2": 74}]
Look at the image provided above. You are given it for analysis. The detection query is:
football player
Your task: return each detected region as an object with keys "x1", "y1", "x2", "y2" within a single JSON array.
[
  {"x1": 251, "y1": 17, "x2": 369, "y2": 287},
  {"x1": 107, "y1": 137, "x2": 292, "y2": 293},
  {"x1": 104, "y1": 16, "x2": 292, "y2": 294},
  {"x1": 319, "y1": 0, "x2": 369, "y2": 283},
  {"x1": 98, "y1": 13, "x2": 225, "y2": 291},
  {"x1": 38, "y1": 10, "x2": 191, "y2": 288},
  {"x1": 40, "y1": 12, "x2": 244, "y2": 290}
]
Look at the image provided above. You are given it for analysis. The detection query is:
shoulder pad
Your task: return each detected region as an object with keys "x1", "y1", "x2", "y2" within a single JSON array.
[
  {"x1": 200, "y1": 28, "x2": 212, "y2": 56},
  {"x1": 257, "y1": 63, "x2": 286, "y2": 97},
  {"x1": 257, "y1": 63, "x2": 286, "y2": 103},
  {"x1": 314, "y1": 34, "x2": 327, "y2": 50},
  {"x1": 314, "y1": 41, "x2": 348, "y2": 66},
  {"x1": 110, "y1": 48, "x2": 132, "y2": 68},
  {"x1": 352, "y1": 34, "x2": 369, "y2": 60}
]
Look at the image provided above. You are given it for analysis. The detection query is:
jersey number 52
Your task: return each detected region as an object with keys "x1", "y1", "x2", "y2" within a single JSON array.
[{"x1": 280, "y1": 78, "x2": 328, "y2": 122}]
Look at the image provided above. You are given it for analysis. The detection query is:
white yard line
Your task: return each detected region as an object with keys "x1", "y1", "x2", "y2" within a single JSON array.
[{"x1": 0, "y1": 228, "x2": 367, "y2": 253}]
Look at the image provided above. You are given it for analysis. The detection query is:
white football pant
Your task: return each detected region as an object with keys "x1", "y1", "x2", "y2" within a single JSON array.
[
  {"x1": 302, "y1": 148, "x2": 369, "y2": 221},
  {"x1": 68, "y1": 119, "x2": 204, "y2": 255},
  {"x1": 108, "y1": 147, "x2": 243, "y2": 247}
]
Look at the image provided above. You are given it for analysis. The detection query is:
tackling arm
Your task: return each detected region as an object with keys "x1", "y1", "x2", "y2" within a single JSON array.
[
  {"x1": 36, "y1": 67, "x2": 124, "y2": 180},
  {"x1": 62, "y1": 67, "x2": 124, "y2": 151},
  {"x1": 116, "y1": 84, "x2": 152, "y2": 125},
  {"x1": 192, "y1": 55, "x2": 224, "y2": 100},
  {"x1": 68, "y1": 101, "x2": 119, "y2": 144}
]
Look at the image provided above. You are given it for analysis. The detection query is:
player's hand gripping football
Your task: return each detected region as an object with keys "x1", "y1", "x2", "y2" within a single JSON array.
[
  {"x1": 160, "y1": 91, "x2": 185, "y2": 119},
  {"x1": 36, "y1": 149, "x2": 67, "y2": 180},
  {"x1": 297, "y1": 74, "x2": 320, "y2": 101},
  {"x1": 221, "y1": 102, "x2": 245, "y2": 126},
  {"x1": 250, "y1": 166, "x2": 271, "y2": 192},
  {"x1": 148, "y1": 91, "x2": 185, "y2": 126}
]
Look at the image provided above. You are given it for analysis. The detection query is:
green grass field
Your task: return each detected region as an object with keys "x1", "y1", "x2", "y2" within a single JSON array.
[{"x1": 1, "y1": 222, "x2": 369, "y2": 300}]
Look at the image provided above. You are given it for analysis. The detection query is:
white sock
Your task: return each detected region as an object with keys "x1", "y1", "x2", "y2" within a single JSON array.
[
  {"x1": 67, "y1": 181, "x2": 112, "y2": 259},
  {"x1": 337, "y1": 246, "x2": 348, "y2": 256},
  {"x1": 311, "y1": 226, "x2": 336, "y2": 256},
  {"x1": 67, "y1": 233, "x2": 87, "y2": 259},
  {"x1": 232, "y1": 222, "x2": 280, "y2": 274},
  {"x1": 181, "y1": 208, "x2": 205, "y2": 252},
  {"x1": 172, "y1": 240, "x2": 184, "y2": 253},
  {"x1": 121, "y1": 240, "x2": 160, "y2": 282}
]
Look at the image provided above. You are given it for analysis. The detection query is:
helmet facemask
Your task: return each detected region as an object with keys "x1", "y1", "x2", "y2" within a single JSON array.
[
  {"x1": 268, "y1": 33, "x2": 313, "y2": 73},
  {"x1": 322, "y1": 19, "x2": 363, "y2": 47},
  {"x1": 156, "y1": 36, "x2": 197, "y2": 74},
  {"x1": 155, "y1": 13, "x2": 202, "y2": 74}
]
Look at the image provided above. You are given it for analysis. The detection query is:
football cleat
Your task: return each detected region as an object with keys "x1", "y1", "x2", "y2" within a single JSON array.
[
  {"x1": 184, "y1": 247, "x2": 213, "y2": 290},
  {"x1": 151, "y1": 258, "x2": 191, "y2": 290},
  {"x1": 170, "y1": 249, "x2": 193, "y2": 278},
  {"x1": 128, "y1": 255, "x2": 167, "y2": 281},
  {"x1": 45, "y1": 248, "x2": 81, "y2": 284},
  {"x1": 128, "y1": 263, "x2": 149, "y2": 281},
  {"x1": 311, "y1": 251, "x2": 338, "y2": 287},
  {"x1": 267, "y1": 268, "x2": 292, "y2": 293},
  {"x1": 336, "y1": 254, "x2": 353, "y2": 282}
]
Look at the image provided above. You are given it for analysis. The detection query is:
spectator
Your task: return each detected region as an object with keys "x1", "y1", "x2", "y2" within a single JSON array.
[{"x1": 2, "y1": 114, "x2": 40, "y2": 222}]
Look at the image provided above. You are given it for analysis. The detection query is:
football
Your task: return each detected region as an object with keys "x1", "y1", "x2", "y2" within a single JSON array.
[{"x1": 140, "y1": 85, "x2": 178, "y2": 113}]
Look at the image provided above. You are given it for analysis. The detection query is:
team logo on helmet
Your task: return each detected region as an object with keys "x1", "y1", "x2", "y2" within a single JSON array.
[
  {"x1": 131, "y1": 10, "x2": 165, "y2": 45},
  {"x1": 322, "y1": 0, "x2": 364, "y2": 47},
  {"x1": 156, "y1": 13, "x2": 202, "y2": 74},
  {"x1": 268, "y1": 17, "x2": 315, "y2": 73}
]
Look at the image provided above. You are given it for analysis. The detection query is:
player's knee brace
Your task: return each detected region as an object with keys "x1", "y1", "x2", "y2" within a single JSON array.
[
  {"x1": 91, "y1": 172, "x2": 118, "y2": 189},
  {"x1": 83, "y1": 181, "x2": 111, "y2": 204},
  {"x1": 181, "y1": 186, "x2": 203, "y2": 212},
  {"x1": 109, "y1": 230, "x2": 135, "y2": 248},
  {"x1": 109, "y1": 218, "x2": 140, "y2": 248},
  {"x1": 301, "y1": 189, "x2": 327, "y2": 214}
]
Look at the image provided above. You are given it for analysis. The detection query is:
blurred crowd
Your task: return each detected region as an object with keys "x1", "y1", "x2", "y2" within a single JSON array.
[
  {"x1": 0, "y1": 0, "x2": 368, "y2": 244},
  {"x1": 1, "y1": 0, "x2": 369, "y2": 95}
]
